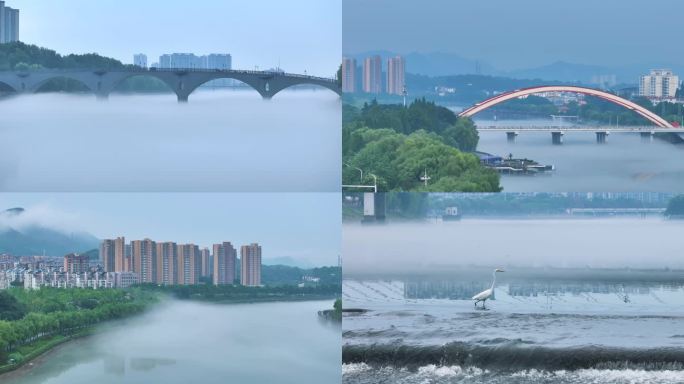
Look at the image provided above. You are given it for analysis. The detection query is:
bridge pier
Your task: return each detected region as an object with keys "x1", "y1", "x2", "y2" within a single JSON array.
[
  {"x1": 640, "y1": 132, "x2": 654, "y2": 142},
  {"x1": 595, "y1": 131, "x2": 609, "y2": 144},
  {"x1": 177, "y1": 94, "x2": 189, "y2": 103},
  {"x1": 95, "y1": 93, "x2": 109, "y2": 101},
  {"x1": 551, "y1": 131, "x2": 564, "y2": 145},
  {"x1": 506, "y1": 131, "x2": 518, "y2": 143}
]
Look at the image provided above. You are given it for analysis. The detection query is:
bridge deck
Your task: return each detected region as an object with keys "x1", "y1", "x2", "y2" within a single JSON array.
[{"x1": 476, "y1": 125, "x2": 683, "y2": 133}]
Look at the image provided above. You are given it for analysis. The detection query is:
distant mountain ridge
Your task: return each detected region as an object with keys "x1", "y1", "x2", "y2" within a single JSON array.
[
  {"x1": 0, "y1": 207, "x2": 100, "y2": 257},
  {"x1": 345, "y1": 51, "x2": 682, "y2": 84}
]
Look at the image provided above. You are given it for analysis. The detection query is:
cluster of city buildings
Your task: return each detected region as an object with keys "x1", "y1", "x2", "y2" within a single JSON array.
[
  {"x1": 100, "y1": 238, "x2": 262, "y2": 287},
  {"x1": 134, "y1": 52, "x2": 238, "y2": 87},
  {"x1": 342, "y1": 55, "x2": 406, "y2": 96},
  {"x1": 638, "y1": 69, "x2": 679, "y2": 100},
  {"x1": 0, "y1": 239, "x2": 263, "y2": 291},
  {"x1": 0, "y1": 1, "x2": 19, "y2": 43},
  {"x1": 133, "y1": 53, "x2": 232, "y2": 71},
  {"x1": 0, "y1": 254, "x2": 136, "y2": 290}
]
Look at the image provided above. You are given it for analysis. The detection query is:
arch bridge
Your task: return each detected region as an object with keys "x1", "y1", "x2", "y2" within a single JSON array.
[
  {"x1": 0, "y1": 68, "x2": 341, "y2": 102},
  {"x1": 459, "y1": 85, "x2": 682, "y2": 144}
]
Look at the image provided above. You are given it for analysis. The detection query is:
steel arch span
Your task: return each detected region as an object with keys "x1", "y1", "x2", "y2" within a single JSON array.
[{"x1": 459, "y1": 85, "x2": 673, "y2": 128}]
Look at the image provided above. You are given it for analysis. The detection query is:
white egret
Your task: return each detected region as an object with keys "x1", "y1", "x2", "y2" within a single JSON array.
[{"x1": 472, "y1": 268, "x2": 505, "y2": 309}]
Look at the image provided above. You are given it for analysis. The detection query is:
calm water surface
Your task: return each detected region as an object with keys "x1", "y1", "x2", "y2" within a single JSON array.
[
  {"x1": 4, "y1": 300, "x2": 340, "y2": 384},
  {"x1": 475, "y1": 119, "x2": 684, "y2": 192}
]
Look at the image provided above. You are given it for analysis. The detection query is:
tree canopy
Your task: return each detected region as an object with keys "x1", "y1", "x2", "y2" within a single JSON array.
[
  {"x1": 666, "y1": 195, "x2": 684, "y2": 217},
  {"x1": 343, "y1": 99, "x2": 500, "y2": 192}
]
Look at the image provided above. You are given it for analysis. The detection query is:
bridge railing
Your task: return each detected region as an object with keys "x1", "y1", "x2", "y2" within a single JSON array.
[{"x1": 476, "y1": 125, "x2": 682, "y2": 132}]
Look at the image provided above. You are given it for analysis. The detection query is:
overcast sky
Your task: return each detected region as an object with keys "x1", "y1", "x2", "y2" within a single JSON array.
[
  {"x1": 0, "y1": 193, "x2": 340, "y2": 266},
  {"x1": 15, "y1": 0, "x2": 341, "y2": 77},
  {"x1": 343, "y1": 0, "x2": 684, "y2": 70}
]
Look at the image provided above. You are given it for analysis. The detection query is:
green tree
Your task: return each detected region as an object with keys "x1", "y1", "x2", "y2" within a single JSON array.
[{"x1": 665, "y1": 195, "x2": 684, "y2": 217}]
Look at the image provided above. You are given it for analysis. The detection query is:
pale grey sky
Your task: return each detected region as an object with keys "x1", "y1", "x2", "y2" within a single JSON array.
[
  {"x1": 0, "y1": 193, "x2": 341, "y2": 266},
  {"x1": 343, "y1": 0, "x2": 684, "y2": 70},
  {"x1": 15, "y1": 0, "x2": 341, "y2": 77}
]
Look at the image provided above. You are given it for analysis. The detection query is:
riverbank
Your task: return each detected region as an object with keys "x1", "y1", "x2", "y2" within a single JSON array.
[
  {"x1": 0, "y1": 296, "x2": 339, "y2": 380},
  {"x1": 0, "y1": 300, "x2": 340, "y2": 384},
  {"x1": 0, "y1": 329, "x2": 94, "y2": 376}
]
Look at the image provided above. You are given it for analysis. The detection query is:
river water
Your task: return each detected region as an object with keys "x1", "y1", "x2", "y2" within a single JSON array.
[
  {"x1": 0, "y1": 90, "x2": 340, "y2": 192},
  {"x1": 342, "y1": 218, "x2": 684, "y2": 383},
  {"x1": 343, "y1": 278, "x2": 684, "y2": 384},
  {"x1": 3, "y1": 300, "x2": 341, "y2": 384},
  {"x1": 475, "y1": 119, "x2": 684, "y2": 192}
]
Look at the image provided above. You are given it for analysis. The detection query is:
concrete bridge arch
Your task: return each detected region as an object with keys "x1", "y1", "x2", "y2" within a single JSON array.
[{"x1": 0, "y1": 69, "x2": 342, "y2": 103}]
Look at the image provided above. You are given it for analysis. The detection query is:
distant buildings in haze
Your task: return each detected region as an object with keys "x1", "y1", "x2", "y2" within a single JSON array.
[
  {"x1": 133, "y1": 54, "x2": 148, "y2": 68},
  {"x1": 0, "y1": 1, "x2": 19, "y2": 43},
  {"x1": 241, "y1": 243, "x2": 262, "y2": 287},
  {"x1": 63, "y1": 253, "x2": 89, "y2": 274},
  {"x1": 134, "y1": 52, "x2": 234, "y2": 87},
  {"x1": 99, "y1": 237, "x2": 261, "y2": 287},
  {"x1": 639, "y1": 69, "x2": 679, "y2": 100},
  {"x1": 155, "y1": 53, "x2": 232, "y2": 70},
  {"x1": 362, "y1": 56, "x2": 382, "y2": 93},
  {"x1": 343, "y1": 54, "x2": 406, "y2": 96},
  {"x1": 387, "y1": 56, "x2": 406, "y2": 96},
  {"x1": 213, "y1": 242, "x2": 237, "y2": 285},
  {"x1": 342, "y1": 57, "x2": 357, "y2": 93}
]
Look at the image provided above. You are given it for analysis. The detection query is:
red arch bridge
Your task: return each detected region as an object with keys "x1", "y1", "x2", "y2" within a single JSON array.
[{"x1": 459, "y1": 85, "x2": 684, "y2": 144}]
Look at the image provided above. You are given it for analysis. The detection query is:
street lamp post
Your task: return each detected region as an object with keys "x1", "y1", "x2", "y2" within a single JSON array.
[
  {"x1": 344, "y1": 162, "x2": 363, "y2": 182},
  {"x1": 370, "y1": 174, "x2": 378, "y2": 193},
  {"x1": 420, "y1": 169, "x2": 431, "y2": 187}
]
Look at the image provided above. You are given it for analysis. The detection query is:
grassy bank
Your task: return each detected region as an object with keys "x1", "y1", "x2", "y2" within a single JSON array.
[{"x1": 0, "y1": 328, "x2": 94, "y2": 375}]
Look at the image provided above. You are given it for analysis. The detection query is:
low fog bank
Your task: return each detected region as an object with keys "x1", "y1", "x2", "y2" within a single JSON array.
[
  {"x1": 6, "y1": 299, "x2": 340, "y2": 384},
  {"x1": 343, "y1": 218, "x2": 684, "y2": 276},
  {"x1": 0, "y1": 91, "x2": 340, "y2": 192}
]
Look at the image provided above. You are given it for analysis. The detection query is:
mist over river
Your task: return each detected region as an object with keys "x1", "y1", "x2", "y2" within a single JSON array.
[
  {"x1": 475, "y1": 119, "x2": 684, "y2": 192},
  {"x1": 2, "y1": 300, "x2": 340, "y2": 384},
  {"x1": 0, "y1": 90, "x2": 340, "y2": 192}
]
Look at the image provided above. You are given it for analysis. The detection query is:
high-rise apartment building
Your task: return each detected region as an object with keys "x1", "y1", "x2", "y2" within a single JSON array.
[
  {"x1": 240, "y1": 243, "x2": 262, "y2": 286},
  {"x1": 131, "y1": 239, "x2": 157, "y2": 283},
  {"x1": 64, "y1": 253, "x2": 89, "y2": 274},
  {"x1": 200, "y1": 248, "x2": 211, "y2": 278},
  {"x1": 387, "y1": 56, "x2": 406, "y2": 95},
  {"x1": 100, "y1": 239, "x2": 116, "y2": 272},
  {"x1": 114, "y1": 237, "x2": 127, "y2": 272},
  {"x1": 363, "y1": 56, "x2": 382, "y2": 93},
  {"x1": 206, "y1": 54, "x2": 232, "y2": 70},
  {"x1": 639, "y1": 69, "x2": 679, "y2": 99},
  {"x1": 157, "y1": 53, "x2": 232, "y2": 70},
  {"x1": 213, "y1": 242, "x2": 237, "y2": 285},
  {"x1": 362, "y1": 56, "x2": 382, "y2": 94},
  {"x1": 133, "y1": 54, "x2": 148, "y2": 68},
  {"x1": 342, "y1": 57, "x2": 357, "y2": 93},
  {"x1": 156, "y1": 242, "x2": 178, "y2": 285},
  {"x1": 177, "y1": 244, "x2": 201, "y2": 285},
  {"x1": 0, "y1": 1, "x2": 19, "y2": 44}
]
